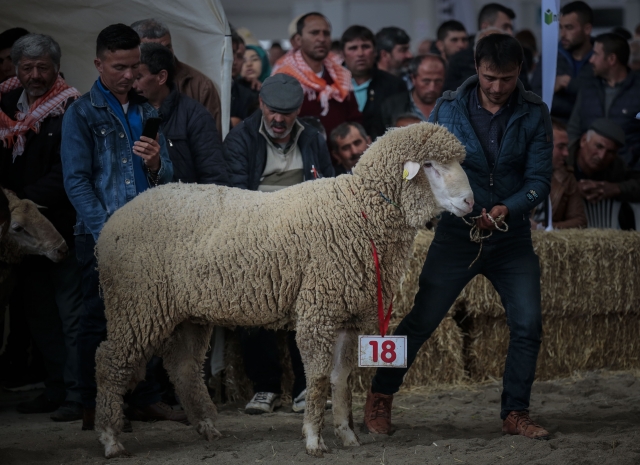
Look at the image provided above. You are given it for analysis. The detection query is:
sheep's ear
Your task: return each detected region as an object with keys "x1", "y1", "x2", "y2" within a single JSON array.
[{"x1": 403, "y1": 161, "x2": 421, "y2": 181}]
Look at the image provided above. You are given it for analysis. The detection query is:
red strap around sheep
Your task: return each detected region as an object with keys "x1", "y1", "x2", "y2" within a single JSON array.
[{"x1": 370, "y1": 238, "x2": 393, "y2": 337}]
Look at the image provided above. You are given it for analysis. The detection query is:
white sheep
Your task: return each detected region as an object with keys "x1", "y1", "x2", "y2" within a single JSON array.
[{"x1": 94, "y1": 123, "x2": 474, "y2": 458}]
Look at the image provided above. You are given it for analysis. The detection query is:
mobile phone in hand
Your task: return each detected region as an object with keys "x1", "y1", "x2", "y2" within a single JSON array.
[{"x1": 141, "y1": 117, "x2": 162, "y2": 139}]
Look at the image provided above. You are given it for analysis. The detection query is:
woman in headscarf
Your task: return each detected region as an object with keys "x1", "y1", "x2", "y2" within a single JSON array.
[{"x1": 241, "y1": 45, "x2": 271, "y2": 83}]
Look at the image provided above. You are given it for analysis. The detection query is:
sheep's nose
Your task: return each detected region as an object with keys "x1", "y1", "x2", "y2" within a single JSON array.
[
  {"x1": 464, "y1": 196, "x2": 474, "y2": 210},
  {"x1": 48, "y1": 241, "x2": 68, "y2": 262}
]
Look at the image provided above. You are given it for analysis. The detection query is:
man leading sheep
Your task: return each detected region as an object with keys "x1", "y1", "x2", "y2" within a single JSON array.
[{"x1": 364, "y1": 33, "x2": 554, "y2": 440}]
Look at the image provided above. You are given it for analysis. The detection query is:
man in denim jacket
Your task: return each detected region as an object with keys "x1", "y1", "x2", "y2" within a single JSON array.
[{"x1": 61, "y1": 24, "x2": 177, "y2": 430}]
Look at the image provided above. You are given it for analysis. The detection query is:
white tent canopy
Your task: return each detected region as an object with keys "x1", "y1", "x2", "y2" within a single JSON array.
[{"x1": 0, "y1": 0, "x2": 232, "y2": 137}]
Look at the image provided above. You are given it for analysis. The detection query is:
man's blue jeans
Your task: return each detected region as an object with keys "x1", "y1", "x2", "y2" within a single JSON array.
[
  {"x1": 75, "y1": 234, "x2": 162, "y2": 409},
  {"x1": 371, "y1": 230, "x2": 542, "y2": 420}
]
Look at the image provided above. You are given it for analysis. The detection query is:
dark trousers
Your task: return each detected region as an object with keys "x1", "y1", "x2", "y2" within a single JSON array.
[
  {"x1": 240, "y1": 328, "x2": 306, "y2": 398},
  {"x1": 371, "y1": 231, "x2": 542, "y2": 420},
  {"x1": 15, "y1": 252, "x2": 84, "y2": 404},
  {"x1": 75, "y1": 234, "x2": 161, "y2": 409}
]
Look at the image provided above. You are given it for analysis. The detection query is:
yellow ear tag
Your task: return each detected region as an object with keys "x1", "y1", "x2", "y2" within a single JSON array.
[{"x1": 403, "y1": 161, "x2": 421, "y2": 181}]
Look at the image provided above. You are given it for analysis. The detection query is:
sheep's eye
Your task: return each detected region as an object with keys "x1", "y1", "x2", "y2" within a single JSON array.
[
  {"x1": 424, "y1": 162, "x2": 432, "y2": 168},
  {"x1": 11, "y1": 224, "x2": 23, "y2": 233}
]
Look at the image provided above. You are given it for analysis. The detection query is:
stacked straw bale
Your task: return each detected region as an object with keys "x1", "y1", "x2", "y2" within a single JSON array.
[{"x1": 460, "y1": 229, "x2": 640, "y2": 381}]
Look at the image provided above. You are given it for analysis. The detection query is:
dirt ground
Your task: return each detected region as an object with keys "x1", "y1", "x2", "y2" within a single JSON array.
[{"x1": 1, "y1": 370, "x2": 639, "y2": 465}]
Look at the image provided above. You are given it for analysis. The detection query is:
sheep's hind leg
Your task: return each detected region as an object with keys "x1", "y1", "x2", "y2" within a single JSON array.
[
  {"x1": 95, "y1": 340, "x2": 137, "y2": 458},
  {"x1": 161, "y1": 321, "x2": 220, "y2": 441},
  {"x1": 297, "y1": 325, "x2": 334, "y2": 457},
  {"x1": 330, "y1": 329, "x2": 360, "y2": 447}
]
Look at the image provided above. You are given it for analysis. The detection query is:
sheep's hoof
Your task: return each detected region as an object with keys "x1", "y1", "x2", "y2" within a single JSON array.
[
  {"x1": 305, "y1": 435, "x2": 330, "y2": 457},
  {"x1": 196, "y1": 418, "x2": 221, "y2": 441},
  {"x1": 104, "y1": 441, "x2": 129, "y2": 459},
  {"x1": 335, "y1": 425, "x2": 360, "y2": 447}
]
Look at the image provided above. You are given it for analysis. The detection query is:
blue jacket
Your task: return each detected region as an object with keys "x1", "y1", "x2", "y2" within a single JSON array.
[
  {"x1": 430, "y1": 76, "x2": 553, "y2": 238},
  {"x1": 61, "y1": 82, "x2": 173, "y2": 240}
]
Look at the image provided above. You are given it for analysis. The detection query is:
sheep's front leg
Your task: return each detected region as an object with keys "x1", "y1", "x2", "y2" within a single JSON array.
[
  {"x1": 296, "y1": 325, "x2": 334, "y2": 457},
  {"x1": 95, "y1": 340, "x2": 137, "y2": 458},
  {"x1": 330, "y1": 329, "x2": 360, "y2": 447}
]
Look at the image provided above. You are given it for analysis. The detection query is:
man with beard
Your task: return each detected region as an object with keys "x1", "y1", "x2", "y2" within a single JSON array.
[
  {"x1": 531, "y1": 1, "x2": 594, "y2": 120},
  {"x1": 223, "y1": 74, "x2": 334, "y2": 414},
  {"x1": 0, "y1": 33, "x2": 83, "y2": 421},
  {"x1": 273, "y1": 12, "x2": 361, "y2": 141},
  {"x1": 329, "y1": 122, "x2": 370, "y2": 175},
  {"x1": 340, "y1": 25, "x2": 407, "y2": 140},
  {"x1": 378, "y1": 54, "x2": 446, "y2": 131}
]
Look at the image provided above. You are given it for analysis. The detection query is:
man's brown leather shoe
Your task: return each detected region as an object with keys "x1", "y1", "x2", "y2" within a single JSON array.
[
  {"x1": 363, "y1": 389, "x2": 393, "y2": 434},
  {"x1": 126, "y1": 402, "x2": 189, "y2": 425},
  {"x1": 502, "y1": 411, "x2": 550, "y2": 440}
]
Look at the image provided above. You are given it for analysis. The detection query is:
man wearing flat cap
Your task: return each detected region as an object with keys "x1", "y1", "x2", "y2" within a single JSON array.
[
  {"x1": 569, "y1": 118, "x2": 640, "y2": 228},
  {"x1": 223, "y1": 73, "x2": 334, "y2": 413}
]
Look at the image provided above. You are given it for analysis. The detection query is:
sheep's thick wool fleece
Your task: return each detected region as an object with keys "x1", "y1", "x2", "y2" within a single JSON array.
[{"x1": 96, "y1": 123, "x2": 465, "y2": 348}]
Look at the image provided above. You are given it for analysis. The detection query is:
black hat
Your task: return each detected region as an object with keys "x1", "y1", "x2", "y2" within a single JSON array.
[
  {"x1": 589, "y1": 118, "x2": 626, "y2": 147},
  {"x1": 0, "y1": 28, "x2": 29, "y2": 51},
  {"x1": 259, "y1": 74, "x2": 304, "y2": 113}
]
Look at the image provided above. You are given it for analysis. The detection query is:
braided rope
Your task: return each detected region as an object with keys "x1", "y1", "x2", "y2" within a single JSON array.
[{"x1": 461, "y1": 213, "x2": 509, "y2": 268}]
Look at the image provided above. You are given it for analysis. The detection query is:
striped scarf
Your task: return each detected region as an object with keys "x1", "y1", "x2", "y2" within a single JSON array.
[
  {"x1": 273, "y1": 50, "x2": 352, "y2": 116},
  {"x1": 0, "y1": 75, "x2": 80, "y2": 161}
]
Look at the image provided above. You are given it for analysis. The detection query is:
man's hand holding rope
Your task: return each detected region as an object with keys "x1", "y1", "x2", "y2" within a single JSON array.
[{"x1": 476, "y1": 205, "x2": 509, "y2": 230}]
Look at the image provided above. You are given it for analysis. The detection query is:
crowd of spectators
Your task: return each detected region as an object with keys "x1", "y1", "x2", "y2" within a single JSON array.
[{"x1": 0, "y1": 0, "x2": 639, "y2": 428}]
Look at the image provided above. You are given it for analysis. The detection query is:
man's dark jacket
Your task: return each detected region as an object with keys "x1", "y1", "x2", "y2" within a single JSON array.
[
  {"x1": 444, "y1": 47, "x2": 531, "y2": 93},
  {"x1": 362, "y1": 68, "x2": 408, "y2": 140},
  {"x1": 158, "y1": 85, "x2": 227, "y2": 184},
  {"x1": 567, "y1": 72, "x2": 640, "y2": 171},
  {"x1": 430, "y1": 76, "x2": 553, "y2": 238},
  {"x1": 378, "y1": 92, "x2": 415, "y2": 131},
  {"x1": 223, "y1": 110, "x2": 335, "y2": 190},
  {"x1": 530, "y1": 45, "x2": 594, "y2": 121},
  {"x1": 0, "y1": 87, "x2": 76, "y2": 243},
  {"x1": 231, "y1": 79, "x2": 259, "y2": 121}
]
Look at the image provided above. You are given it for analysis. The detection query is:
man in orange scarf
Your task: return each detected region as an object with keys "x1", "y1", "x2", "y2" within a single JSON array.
[
  {"x1": 0, "y1": 33, "x2": 84, "y2": 422},
  {"x1": 273, "y1": 12, "x2": 362, "y2": 143}
]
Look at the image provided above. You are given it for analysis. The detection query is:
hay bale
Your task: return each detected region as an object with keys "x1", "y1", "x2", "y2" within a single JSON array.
[
  {"x1": 459, "y1": 229, "x2": 640, "y2": 318},
  {"x1": 467, "y1": 314, "x2": 640, "y2": 381}
]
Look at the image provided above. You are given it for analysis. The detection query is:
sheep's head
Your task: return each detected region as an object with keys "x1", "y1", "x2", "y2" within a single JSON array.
[
  {"x1": 2, "y1": 189, "x2": 68, "y2": 262},
  {"x1": 353, "y1": 123, "x2": 474, "y2": 228}
]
